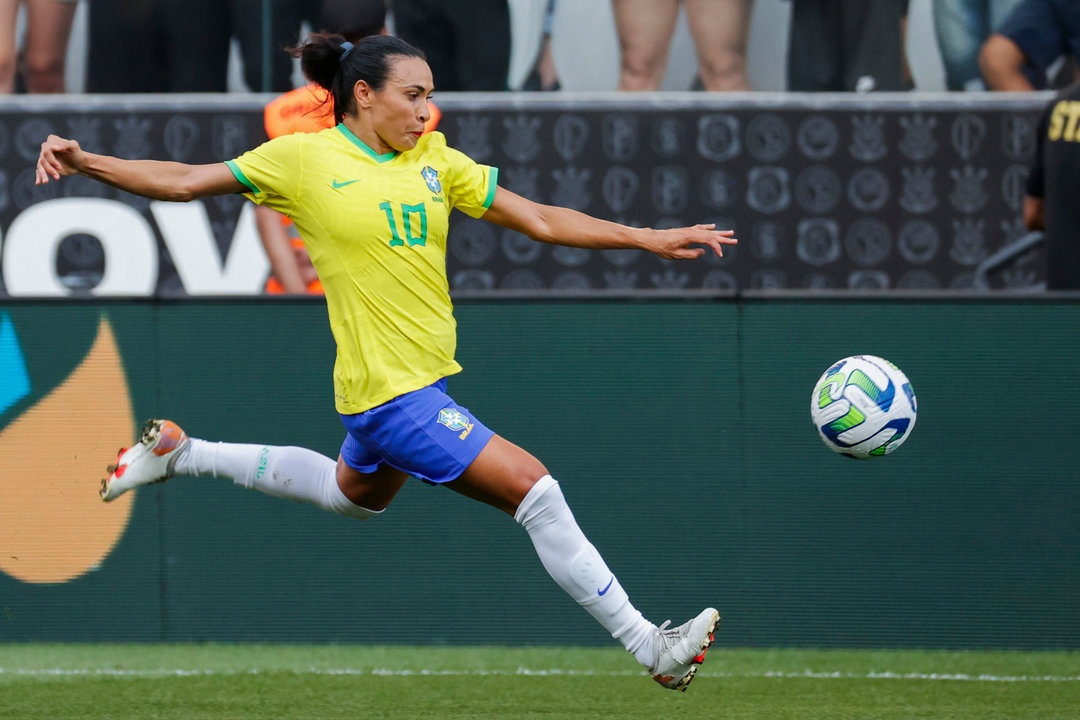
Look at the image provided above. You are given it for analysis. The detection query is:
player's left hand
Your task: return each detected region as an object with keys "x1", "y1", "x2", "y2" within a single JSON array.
[{"x1": 646, "y1": 224, "x2": 737, "y2": 260}]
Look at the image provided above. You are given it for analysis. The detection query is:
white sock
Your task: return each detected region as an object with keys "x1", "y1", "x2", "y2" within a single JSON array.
[
  {"x1": 172, "y1": 439, "x2": 379, "y2": 520},
  {"x1": 515, "y1": 475, "x2": 656, "y2": 667}
]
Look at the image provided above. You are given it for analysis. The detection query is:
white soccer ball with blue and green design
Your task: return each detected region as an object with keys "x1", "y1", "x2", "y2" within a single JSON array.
[{"x1": 810, "y1": 355, "x2": 917, "y2": 458}]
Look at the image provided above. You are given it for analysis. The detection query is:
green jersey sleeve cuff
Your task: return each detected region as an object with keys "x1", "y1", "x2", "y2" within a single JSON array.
[
  {"x1": 483, "y1": 166, "x2": 499, "y2": 209},
  {"x1": 225, "y1": 159, "x2": 260, "y2": 195}
]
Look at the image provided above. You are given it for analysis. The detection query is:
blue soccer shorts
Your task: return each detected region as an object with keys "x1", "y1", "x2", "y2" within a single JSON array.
[{"x1": 338, "y1": 378, "x2": 495, "y2": 484}]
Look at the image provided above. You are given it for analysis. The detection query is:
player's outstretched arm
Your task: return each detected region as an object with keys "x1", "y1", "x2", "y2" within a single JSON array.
[
  {"x1": 483, "y1": 185, "x2": 736, "y2": 260},
  {"x1": 36, "y1": 134, "x2": 245, "y2": 202}
]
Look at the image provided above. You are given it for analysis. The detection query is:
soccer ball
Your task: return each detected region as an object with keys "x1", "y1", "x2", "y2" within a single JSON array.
[{"x1": 810, "y1": 355, "x2": 917, "y2": 458}]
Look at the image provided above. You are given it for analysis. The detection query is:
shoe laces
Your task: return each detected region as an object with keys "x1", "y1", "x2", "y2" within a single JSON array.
[{"x1": 654, "y1": 620, "x2": 684, "y2": 654}]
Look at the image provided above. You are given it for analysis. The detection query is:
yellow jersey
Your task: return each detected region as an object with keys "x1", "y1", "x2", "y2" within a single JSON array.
[{"x1": 226, "y1": 126, "x2": 498, "y2": 413}]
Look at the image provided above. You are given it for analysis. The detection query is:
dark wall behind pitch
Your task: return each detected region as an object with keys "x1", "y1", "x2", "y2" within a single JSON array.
[{"x1": 0, "y1": 298, "x2": 1077, "y2": 648}]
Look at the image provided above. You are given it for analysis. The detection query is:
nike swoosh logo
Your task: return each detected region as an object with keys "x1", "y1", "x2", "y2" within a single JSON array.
[
  {"x1": 332, "y1": 179, "x2": 361, "y2": 189},
  {"x1": 597, "y1": 577, "x2": 614, "y2": 596}
]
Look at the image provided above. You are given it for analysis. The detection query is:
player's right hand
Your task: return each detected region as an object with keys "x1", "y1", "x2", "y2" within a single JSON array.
[{"x1": 36, "y1": 134, "x2": 86, "y2": 185}]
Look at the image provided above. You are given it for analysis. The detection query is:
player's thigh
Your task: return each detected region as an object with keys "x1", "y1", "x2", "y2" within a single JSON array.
[
  {"x1": 611, "y1": 0, "x2": 680, "y2": 66},
  {"x1": 684, "y1": 0, "x2": 751, "y2": 61},
  {"x1": 0, "y1": 0, "x2": 19, "y2": 56},
  {"x1": 336, "y1": 455, "x2": 409, "y2": 512},
  {"x1": 448, "y1": 434, "x2": 548, "y2": 516},
  {"x1": 0, "y1": 0, "x2": 18, "y2": 91},
  {"x1": 23, "y1": 0, "x2": 77, "y2": 60}
]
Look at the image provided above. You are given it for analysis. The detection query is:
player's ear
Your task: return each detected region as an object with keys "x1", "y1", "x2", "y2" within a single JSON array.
[{"x1": 353, "y1": 79, "x2": 374, "y2": 110}]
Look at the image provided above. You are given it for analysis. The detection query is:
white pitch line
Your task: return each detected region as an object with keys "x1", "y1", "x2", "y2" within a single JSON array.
[{"x1": 0, "y1": 667, "x2": 1078, "y2": 683}]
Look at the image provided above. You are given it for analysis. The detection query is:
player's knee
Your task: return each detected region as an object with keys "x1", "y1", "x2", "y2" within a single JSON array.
[
  {"x1": 332, "y1": 496, "x2": 382, "y2": 521},
  {"x1": 619, "y1": 52, "x2": 665, "y2": 90},
  {"x1": 699, "y1": 53, "x2": 749, "y2": 91}
]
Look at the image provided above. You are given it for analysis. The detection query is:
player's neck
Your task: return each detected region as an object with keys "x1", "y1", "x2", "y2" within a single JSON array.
[{"x1": 341, "y1": 116, "x2": 394, "y2": 156}]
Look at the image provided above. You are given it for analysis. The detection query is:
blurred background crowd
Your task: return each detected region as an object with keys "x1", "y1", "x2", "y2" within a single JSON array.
[{"x1": 1, "y1": 0, "x2": 1078, "y2": 96}]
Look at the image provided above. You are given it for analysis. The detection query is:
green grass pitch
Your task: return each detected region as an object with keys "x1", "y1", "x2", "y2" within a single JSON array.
[{"x1": 0, "y1": 645, "x2": 1077, "y2": 719}]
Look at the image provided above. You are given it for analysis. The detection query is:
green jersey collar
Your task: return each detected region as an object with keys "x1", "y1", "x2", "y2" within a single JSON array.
[{"x1": 337, "y1": 124, "x2": 399, "y2": 162}]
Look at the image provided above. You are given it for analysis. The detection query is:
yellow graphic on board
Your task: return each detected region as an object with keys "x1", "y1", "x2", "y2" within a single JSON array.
[{"x1": 0, "y1": 318, "x2": 135, "y2": 584}]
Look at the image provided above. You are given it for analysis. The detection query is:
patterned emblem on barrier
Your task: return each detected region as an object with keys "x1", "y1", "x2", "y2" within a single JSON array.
[
  {"x1": 848, "y1": 167, "x2": 890, "y2": 213},
  {"x1": 697, "y1": 114, "x2": 739, "y2": 162},
  {"x1": 603, "y1": 166, "x2": 638, "y2": 213},
  {"x1": 952, "y1": 114, "x2": 986, "y2": 160},
  {"x1": 900, "y1": 167, "x2": 937, "y2": 214},
  {"x1": 845, "y1": 218, "x2": 892, "y2": 266},
  {"x1": 503, "y1": 166, "x2": 539, "y2": 200},
  {"x1": 603, "y1": 114, "x2": 639, "y2": 162},
  {"x1": 652, "y1": 117, "x2": 684, "y2": 157},
  {"x1": 949, "y1": 166, "x2": 988, "y2": 213},
  {"x1": 449, "y1": 217, "x2": 495, "y2": 266},
  {"x1": 164, "y1": 116, "x2": 200, "y2": 162},
  {"x1": 950, "y1": 218, "x2": 988, "y2": 266},
  {"x1": 850, "y1": 115, "x2": 887, "y2": 161},
  {"x1": 746, "y1": 113, "x2": 791, "y2": 162},
  {"x1": 751, "y1": 221, "x2": 784, "y2": 261},
  {"x1": 503, "y1": 115, "x2": 541, "y2": 163},
  {"x1": 652, "y1": 166, "x2": 688, "y2": 214},
  {"x1": 702, "y1": 168, "x2": 734, "y2": 209},
  {"x1": 502, "y1": 229, "x2": 543, "y2": 265},
  {"x1": 849, "y1": 270, "x2": 889, "y2": 289},
  {"x1": 1002, "y1": 114, "x2": 1035, "y2": 161},
  {"x1": 16, "y1": 118, "x2": 53, "y2": 161},
  {"x1": 1001, "y1": 165, "x2": 1029, "y2": 211},
  {"x1": 796, "y1": 219, "x2": 841, "y2": 267},
  {"x1": 747, "y1": 167, "x2": 790, "y2": 214},
  {"x1": 899, "y1": 114, "x2": 938, "y2": 161},
  {"x1": 210, "y1": 116, "x2": 246, "y2": 161},
  {"x1": 797, "y1": 116, "x2": 838, "y2": 160},
  {"x1": 456, "y1": 115, "x2": 491, "y2": 160},
  {"x1": 552, "y1": 167, "x2": 590, "y2": 210},
  {"x1": 553, "y1": 115, "x2": 589, "y2": 162},
  {"x1": 897, "y1": 220, "x2": 940, "y2": 264},
  {"x1": 795, "y1": 166, "x2": 841, "y2": 214}
]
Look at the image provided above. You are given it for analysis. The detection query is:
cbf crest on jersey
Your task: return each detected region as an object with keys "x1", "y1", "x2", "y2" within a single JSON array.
[
  {"x1": 421, "y1": 166, "x2": 442, "y2": 194},
  {"x1": 437, "y1": 408, "x2": 469, "y2": 431}
]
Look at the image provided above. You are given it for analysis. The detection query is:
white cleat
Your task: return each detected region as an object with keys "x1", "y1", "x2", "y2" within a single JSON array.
[
  {"x1": 101, "y1": 419, "x2": 188, "y2": 502},
  {"x1": 649, "y1": 607, "x2": 721, "y2": 691}
]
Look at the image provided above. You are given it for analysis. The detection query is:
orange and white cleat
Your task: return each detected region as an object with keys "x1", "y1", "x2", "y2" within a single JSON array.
[
  {"x1": 648, "y1": 608, "x2": 721, "y2": 691},
  {"x1": 101, "y1": 419, "x2": 188, "y2": 502}
]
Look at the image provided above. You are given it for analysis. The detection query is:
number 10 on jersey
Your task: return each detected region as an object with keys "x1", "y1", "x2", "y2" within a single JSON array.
[{"x1": 380, "y1": 201, "x2": 428, "y2": 247}]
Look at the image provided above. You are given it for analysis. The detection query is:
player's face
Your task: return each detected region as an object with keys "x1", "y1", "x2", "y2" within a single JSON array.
[{"x1": 372, "y1": 55, "x2": 434, "y2": 152}]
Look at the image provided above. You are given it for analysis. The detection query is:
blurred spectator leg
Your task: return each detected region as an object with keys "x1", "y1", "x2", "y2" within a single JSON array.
[
  {"x1": 448, "y1": 0, "x2": 509, "y2": 91},
  {"x1": 159, "y1": 0, "x2": 230, "y2": 92},
  {"x1": 685, "y1": 0, "x2": 750, "y2": 91},
  {"x1": 22, "y1": 0, "x2": 77, "y2": 93},
  {"x1": 787, "y1": 0, "x2": 841, "y2": 90},
  {"x1": 841, "y1": 0, "x2": 908, "y2": 92},
  {"x1": 0, "y1": 0, "x2": 18, "y2": 92},
  {"x1": 86, "y1": 0, "x2": 165, "y2": 92},
  {"x1": 933, "y1": 0, "x2": 989, "y2": 90},
  {"x1": 230, "y1": 0, "x2": 311, "y2": 92},
  {"x1": 934, "y1": 0, "x2": 1023, "y2": 90},
  {"x1": 391, "y1": 0, "x2": 459, "y2": 89},
  {"x1": 612, "y1": 0, "x2": 679, "y2": 90}
]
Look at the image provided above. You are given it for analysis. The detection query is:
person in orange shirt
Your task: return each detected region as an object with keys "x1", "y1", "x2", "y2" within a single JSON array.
[{"x1": 259, "y1": 0, "x2": 441, "y2": 294}]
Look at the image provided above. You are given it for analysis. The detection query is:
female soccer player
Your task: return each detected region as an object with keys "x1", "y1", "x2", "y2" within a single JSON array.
[{"x1": 36, "y1": 34, "x2": 734, "y2": 691}]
